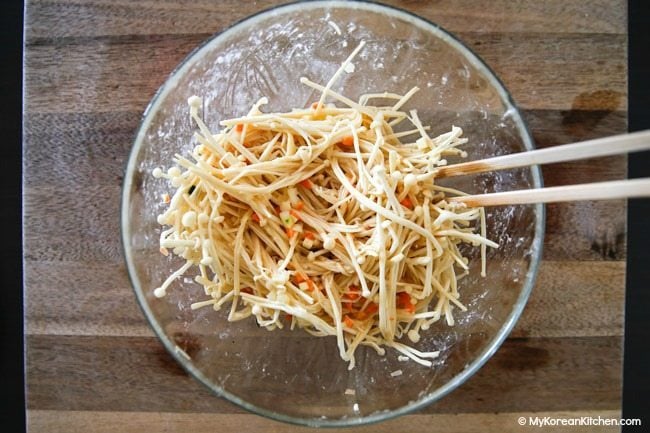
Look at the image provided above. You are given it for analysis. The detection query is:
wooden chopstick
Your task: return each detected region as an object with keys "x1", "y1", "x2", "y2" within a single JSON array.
[
  {"x1": 435, "y1": 130, "x2": 650, "y2": 178},
  {"x1": 448, "y1": 178, "x2": 650, "y2": 207}
]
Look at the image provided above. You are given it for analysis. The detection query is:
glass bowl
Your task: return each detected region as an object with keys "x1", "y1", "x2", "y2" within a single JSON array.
[{"x1": 121, "y1": 0, "x2": 544, "y2": 427}]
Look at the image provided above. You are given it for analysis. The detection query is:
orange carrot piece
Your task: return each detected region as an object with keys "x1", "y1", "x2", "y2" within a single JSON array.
[
  {"x1": 344, "y1": 285, "x2": 360, "y2": 300},
  {"x1": 397, "y1": 292, "x2": 411, "y2": 308},
  {"x1": 365, "y1": 303, "x2": 379, "y2": 314},
  {"x1": 293, "y1": 201, "x2": 304, "y2": 210},
  {"x1": 251, "y1": 213, "x2": 260, "y2": 223},
  {"x1": 340, "y1": 136, "x2": 354, "y2": 146},
  {"x1": 397, "y1": 292, "x2": 416, "y2": 313},
  {"x1": 304, "y1": 231, "x2": 315, "y2": 240},
  {"x1": 400, "y1": 197, "x2": 413, "y2": 209},
  {"x1": 299, "y1": 179, "x2": 313, "y2": 189},
  {"x1": 289, "y1": 209, "x2": 301, "y2": 220},
  {"x1": 354, "y1": 311, "x2": 368, "y2": 320},
  {"x1": 343, "y1": 316, "x2": 355, "y2": 328},
  {"x1": 235, "y1": 124, "x2": 244, "y2": 132}
]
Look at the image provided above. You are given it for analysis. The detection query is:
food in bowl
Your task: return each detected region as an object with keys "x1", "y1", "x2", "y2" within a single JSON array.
[
  {"x1": 151, "y1": 42, "x2": 498, "y2": 369},
  {"x1": 123, "y1": 1, "x2": 543, "y2": 424}
]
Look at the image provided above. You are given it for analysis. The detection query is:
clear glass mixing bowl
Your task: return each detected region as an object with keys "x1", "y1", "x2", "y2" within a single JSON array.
[{"x1": 121, "y1": 1, "x2": 544, "y2": 427}]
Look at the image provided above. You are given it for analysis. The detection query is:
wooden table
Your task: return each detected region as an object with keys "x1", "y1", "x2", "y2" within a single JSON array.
[{"x1": 23, "y1": 1, "x2": 627, "y2": 432}]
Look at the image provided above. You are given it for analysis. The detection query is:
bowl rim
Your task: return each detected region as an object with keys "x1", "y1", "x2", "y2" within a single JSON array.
[{"x1": 121, "y1": 0, "x2": 545, "y2": 427}]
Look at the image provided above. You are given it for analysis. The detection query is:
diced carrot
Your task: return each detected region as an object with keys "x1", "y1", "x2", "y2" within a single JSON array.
[
  {"x1": 286, "y1": 228, "x2": 295, "y2": 238},
  {"x1": 307, "y1": 279, "x2": 316, "y2": 292},
  {"x1": 294, "y1": 273, "x2": 307, "y2": 284},
  {"x1": 299, "y1": 179, "x2": 313, "y2": 189},
  {"x1": 289, "y1": 209, "x2": 301, "y2": 220},
  {"x1": 235, "y1": 124, "x2": 244, "y2": 132},
  {"x1": 285, "y1": 314, "x2": 293, "y2": 321},
  {"x1": 406, "y1": 303, "x2": 416, "y2": 314},
  {"x1": 397, "y1": 292, "x2": 413, "y2": 311},
  {"x1": 343, "y1": 315, "x2": 355, "y2": 328},
  {"x1": 343, "y1": 285, "x2": 360, "y2": 301},
  {"x1": 354, "y1": 303, "x2": 377, "y2": 320},
  {"x1": 241, "y1": 287, "x2": 253, "y2": 295},
  {"x1": 365, "y1": 303, "x2": 379, "y2": 314},
  {"x1": 293, "y1": 201, "x2": 304, "y2": 211},
  {"x1": 340, "y1": 136, "x2": 354, "y2": 146},
  {"x1": 304, "y1": 231, "x2": 315, "y2": 240},
  {"x1": 397, "y1": 292, "x2": 409, "y2": 306},
  {"x1": 400, "y1": 197, "x2": 413, "y2": 209},
  {"x1": 251, "y1": 213, "x2": 261, "y2": 223}
]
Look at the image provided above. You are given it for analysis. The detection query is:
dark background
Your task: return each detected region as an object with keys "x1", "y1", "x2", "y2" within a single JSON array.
[
  {"x1": 1, "y1": 0, "x2": 25, "y2": 431},
  {"x1": 623, "y1": 0, "x2": 650, "y2": 429},
  {"x1": 2, "y1": 1, "x2": 648, "y2": 431}
]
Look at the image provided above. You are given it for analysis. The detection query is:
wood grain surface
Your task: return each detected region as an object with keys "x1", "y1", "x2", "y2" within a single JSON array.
[{"x1": 23, "y1": 0, "x2": 628, "y2": 432}]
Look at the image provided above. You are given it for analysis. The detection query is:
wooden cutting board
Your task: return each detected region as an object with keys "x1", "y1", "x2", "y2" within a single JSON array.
[{"x1": 23, "y1": 1, "x2": 627, "y2": 432}]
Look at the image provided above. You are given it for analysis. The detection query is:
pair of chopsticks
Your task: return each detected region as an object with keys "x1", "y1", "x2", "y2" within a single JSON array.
[{"x1": 439, "y1": 130, "x2": 650, "y2": 207}]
